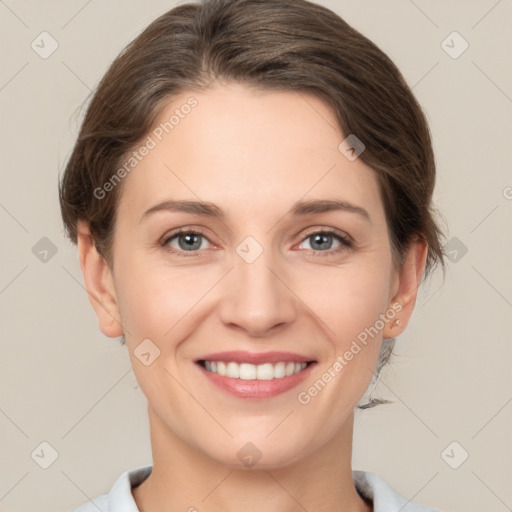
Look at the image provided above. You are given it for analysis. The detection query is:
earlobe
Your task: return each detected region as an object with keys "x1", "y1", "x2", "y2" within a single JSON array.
[
  {"x1": 383, "y1": 239, "x2": 428, "y2": 339},
  {"x1": 76, "y1": 221, "x2": 124, "y2": 338}
]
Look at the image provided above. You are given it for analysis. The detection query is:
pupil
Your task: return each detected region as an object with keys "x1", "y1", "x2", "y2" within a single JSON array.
[
  {"x1": 179, "y1": 233, "x2": 201, "y2": 250},
  {"x1": 312, "y1": 233, "x2": 331, "y2": 250}
]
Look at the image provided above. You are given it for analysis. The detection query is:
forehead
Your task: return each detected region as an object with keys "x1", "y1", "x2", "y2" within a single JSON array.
[{"x1": 117, "y1": 82, "x2": 384, "y2": 224}]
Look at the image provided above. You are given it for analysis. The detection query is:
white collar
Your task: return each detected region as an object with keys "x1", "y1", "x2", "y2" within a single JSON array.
[{"x1": 78, "y1": 464, "x2": 439, "y2": 512}]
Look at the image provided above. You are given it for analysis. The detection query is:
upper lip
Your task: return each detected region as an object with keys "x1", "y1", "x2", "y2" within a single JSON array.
[{"x1": 196, "y1": 351, "x2": 316, "y2": 365}]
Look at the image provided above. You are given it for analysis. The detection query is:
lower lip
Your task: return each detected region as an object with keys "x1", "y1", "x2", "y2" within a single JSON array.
[{"x1": 196, "y1": 362, "x2": 316, "y2": 400}]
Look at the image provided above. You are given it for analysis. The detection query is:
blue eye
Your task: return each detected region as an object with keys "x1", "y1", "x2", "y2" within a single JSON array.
[
  {"x1": 161, "y1": 228, "x2": 352, "y2": 258},
  {"x1": 163, "y1": 230, "x2": 211, "y2": 255},
  {"x1": 298, "y1": 230, "x2": 352, "y2": 256}
]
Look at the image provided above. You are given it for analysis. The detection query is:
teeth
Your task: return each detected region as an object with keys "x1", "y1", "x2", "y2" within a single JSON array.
[
  {"x1": 226, "y1": 362, "x2": 239, "y2": 378},
  {"x1": 202, "y1": 360, "x2": 308, "y2": 380}
]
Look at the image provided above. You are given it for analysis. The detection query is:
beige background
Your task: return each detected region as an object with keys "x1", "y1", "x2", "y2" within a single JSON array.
[{"x1": 0, "y1": 1, "x2": 511, "y2": 511}]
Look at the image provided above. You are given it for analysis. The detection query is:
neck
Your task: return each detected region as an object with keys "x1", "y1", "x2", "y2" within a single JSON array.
[{"x1": 132, "y1": 406, "x2": 372, "y2": 512}]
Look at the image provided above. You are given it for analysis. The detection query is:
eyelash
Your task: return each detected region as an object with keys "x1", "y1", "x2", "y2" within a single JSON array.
[{"x1": 160, "y1": 227, "x2": 353, "y2": 258}]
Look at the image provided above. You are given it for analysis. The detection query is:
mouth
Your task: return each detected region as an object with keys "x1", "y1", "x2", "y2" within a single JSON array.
[
  {"x1": 197, "y1": 359, "x2": 315, "y2": 380},
  {"x1": 194, "y1": 351, "x2": 317, "y2": 400}
]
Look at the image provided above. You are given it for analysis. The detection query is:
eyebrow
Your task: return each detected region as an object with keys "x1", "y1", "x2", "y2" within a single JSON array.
[{"x1": 141, "y1": 198, "x2": 371, "y2": 223}]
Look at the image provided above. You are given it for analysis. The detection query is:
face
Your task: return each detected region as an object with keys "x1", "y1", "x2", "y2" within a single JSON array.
[{"x1": 80, "y1": 81, "x2": 424, "y2": 469}]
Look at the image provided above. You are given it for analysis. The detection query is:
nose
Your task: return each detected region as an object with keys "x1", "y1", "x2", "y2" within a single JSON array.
[{"x1": 218, "y1": 245, "x2": 297, "y2": 337}]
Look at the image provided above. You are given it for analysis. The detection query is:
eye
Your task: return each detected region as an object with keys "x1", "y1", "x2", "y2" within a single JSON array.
[
  {"x1": 162, "y1": 229, "x2": 213, "y2": 256},
  {"x1": 297, "y1": 229, "x2": 352, "y2": 256},
  {"x1": 161, "y1": 228, "x2": 353, "y2": 258}
]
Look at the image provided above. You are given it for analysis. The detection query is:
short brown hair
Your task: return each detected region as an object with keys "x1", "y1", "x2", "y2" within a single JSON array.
[{"x1": 59, "y1": 0, "x2": 445, "y2": 408}]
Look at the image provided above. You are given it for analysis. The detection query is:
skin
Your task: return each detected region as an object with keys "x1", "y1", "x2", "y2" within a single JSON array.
[{"x1": 77, "y1": 81, "x2": 427, "y2": 512}]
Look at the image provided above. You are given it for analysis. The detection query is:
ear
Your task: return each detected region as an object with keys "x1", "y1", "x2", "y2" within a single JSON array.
[
  {"x1": 383, "y1": 238, "x2": 428, "y2": 338},
  {"x1": 76, "y1": 221, "x2": 124, "y2": 338}
]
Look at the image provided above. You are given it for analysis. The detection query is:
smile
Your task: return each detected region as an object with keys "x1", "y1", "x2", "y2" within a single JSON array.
[
  {"x1": 199, "y1": 360, "x2": 311, "y2": 380},
  {"x1": 195, "y1": 358, "x2": 317, "y2": 400}
]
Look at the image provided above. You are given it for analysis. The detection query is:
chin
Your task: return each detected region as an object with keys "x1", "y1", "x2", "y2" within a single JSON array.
[{"x1": 198, "y1": 433, "x2": 315, "y2": 471}]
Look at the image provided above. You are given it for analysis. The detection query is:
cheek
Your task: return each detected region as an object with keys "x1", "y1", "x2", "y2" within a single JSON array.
[
  {"x1": 308, "y1": 260, "x2": 393, "y2": 338},
  {"x1": 306, "y1": 259, "x2": 393, "y2": 394},
  {"x1": 114, "y1": 255, "x2": 220, "y2": 342}
]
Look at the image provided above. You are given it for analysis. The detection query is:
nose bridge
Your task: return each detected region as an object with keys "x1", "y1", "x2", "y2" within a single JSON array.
[{"x1": 219, "y1": 234, "x2": 296, "y2": 335}]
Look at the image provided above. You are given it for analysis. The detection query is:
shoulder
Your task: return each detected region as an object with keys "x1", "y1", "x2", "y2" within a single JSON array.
[
  {"x1": 353, "y1": 470, "x2": 441, "y2": 512},
  {"x1": 69, "y1": 465, "x2": 152, "y2": 512}
]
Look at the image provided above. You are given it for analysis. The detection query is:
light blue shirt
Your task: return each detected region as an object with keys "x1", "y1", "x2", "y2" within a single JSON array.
[{"x1": 71, "y1": 465, "x2": 441, "y2": 511}]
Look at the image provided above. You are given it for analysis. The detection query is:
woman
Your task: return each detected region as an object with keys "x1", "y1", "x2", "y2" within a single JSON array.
[{"x1": 60, "y1": 0, "x2": 445, "y2": 510}]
